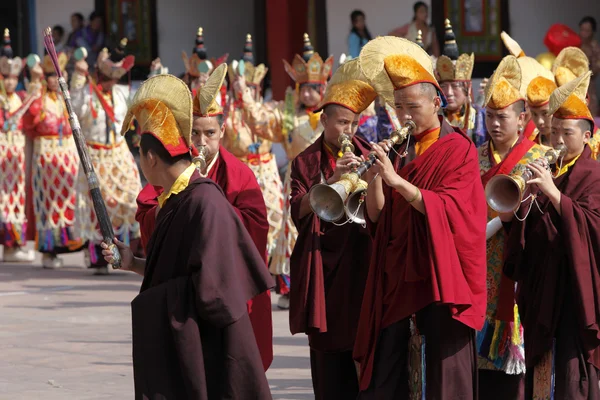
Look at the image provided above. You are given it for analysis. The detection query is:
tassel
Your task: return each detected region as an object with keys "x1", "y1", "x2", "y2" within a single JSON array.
[{"x1": 488, "y1": 320, "x2": 505, "y2": 360}]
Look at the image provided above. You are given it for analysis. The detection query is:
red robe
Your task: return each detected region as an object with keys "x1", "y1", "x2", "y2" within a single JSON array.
[
  {"x1": 504, "y1": 145, "x2": 600, "y2": 397},
  {"x1": 353, "y1": 118, "x2": 487, "y2": 391},
  {"x1": 135, "y1": 146, "x2": 273, "y2": 371},
  {"x1": 134, "y1": 171, "x2": 272, "y2": 398}
]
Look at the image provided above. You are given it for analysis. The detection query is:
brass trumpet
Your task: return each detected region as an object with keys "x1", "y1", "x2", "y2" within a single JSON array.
[
  {"x1": 192, "y1": 145, "x2": 209, "y2": 171},
  {"x1": 309, "y1": 120, "x2": 417, "y2": 223},
  {"x1": 485, "y1": 145, "x2": 567, "y2": 213}
]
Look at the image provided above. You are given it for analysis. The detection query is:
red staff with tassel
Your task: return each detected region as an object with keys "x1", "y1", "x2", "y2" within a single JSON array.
[{"x1": 42, "y1": 27, "x2": 122, "y2": 268}]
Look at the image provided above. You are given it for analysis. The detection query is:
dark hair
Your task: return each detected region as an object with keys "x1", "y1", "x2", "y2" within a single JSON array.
[
  {"x1": 512, "y1": 100, "x2": 526, "y2": 115},
  {"x1": 350, "y1": 10, "x2": 372, "y2": 41},
  {"x1": 52, "y1": 25, "x2": 65, "y2": 37},
  {"x1": 578, "y1": 119, "x2": 593, "y2": 134},
  {"x1": 89, "y1": 11, "x2": 103, "y2": 22},
  {"x1": 215, "y1": 114, "x2": 224, "y2": 127},
  {"x1": 580, "y1": 16, "x2": 597, "y2": 33},
  {"x1": 140, "y1": 134, "x2": 192, "y2": 165},
  {"x1": 413, "y1": 1, "x2": 428, "y2": 20},
  {"x1": 72, "y1": 13, "x2": 84, "y2": 23}
]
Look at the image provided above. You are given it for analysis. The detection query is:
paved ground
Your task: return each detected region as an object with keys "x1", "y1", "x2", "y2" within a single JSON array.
[{"x1": 0, "y1": 247, "x2": 312, "y2": 399}]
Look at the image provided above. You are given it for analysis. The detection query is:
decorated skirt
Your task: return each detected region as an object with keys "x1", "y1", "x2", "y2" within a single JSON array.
[
  {"x1": 243, "y1": 152, "x2": 285, "y2": 259},
  {"x1": 32, "y1": 135, "x2": 82, "y2": 252},
  {"x1": 75, "y1": 140, "x2": 141, "y2": 245},
  {"x1": 269, "y1": 162, "x2": 298, "y2": 285},
  {"x1": 0, "y1": 129, "x2": 27, "y2": 247}
]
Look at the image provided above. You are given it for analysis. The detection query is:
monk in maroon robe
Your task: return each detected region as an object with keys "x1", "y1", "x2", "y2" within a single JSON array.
[
  {"x1": 134, "y1": 74, "x2": 273, "y2": 371},
  {"x1": 103, "y1": 73, "x2": 273, "y2": 399},
  {"x1": 288, "y1": 59, "x2": 377, "y2": 400},
  {"x1": 503, "y1": 72, "x2": 600, "y2": 399},
  {"x1": 354, "y1": 37, "x2": 487, "y2": 399}
]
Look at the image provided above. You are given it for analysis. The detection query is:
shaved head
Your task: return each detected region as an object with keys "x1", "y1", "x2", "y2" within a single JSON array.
[{"x1": 419, "y1": 82, "x2": 437, "y2": 98}]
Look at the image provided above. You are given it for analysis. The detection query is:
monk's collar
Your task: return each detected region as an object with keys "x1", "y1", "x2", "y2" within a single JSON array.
[
  {"x1": 413, "y1": 126, "x2": 441, "y2": 142},
  {"x1": 201, "y1": 151, "x2": 219, "y2": 177}
]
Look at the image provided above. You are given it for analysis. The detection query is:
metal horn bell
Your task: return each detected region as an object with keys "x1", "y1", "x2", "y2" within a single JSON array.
[
  {"x1": 309, "y1": 173, "x2": 359, "y2": 222},
  {"x1": 345, "y1": 179, "x2": 368, "y2": 224}
]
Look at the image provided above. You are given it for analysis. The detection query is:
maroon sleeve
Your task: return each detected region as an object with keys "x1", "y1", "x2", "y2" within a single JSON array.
[{"x1": 135, "y1": 184, "x2": 162, "y2": 251}]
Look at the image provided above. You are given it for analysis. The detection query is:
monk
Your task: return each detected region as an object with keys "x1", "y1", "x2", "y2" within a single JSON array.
[
  {"x1": 289, "y1": 59, "x2": 375, "y2": 400},
  {"x1": 353, "y1": 37, "x2": 487, "y2": 399},
  {"x1": 502, "y1": 71, "x2": 600, "y2": 399},
  {"x1": 134, "y1": 65, "x2": 273, "y2": 371},
  {"x1": 102, "y1": 74, "x2": 273, "y2": 399},
  {"x1": 476, "y1": 55, "x2": 545, "y2": 399}
]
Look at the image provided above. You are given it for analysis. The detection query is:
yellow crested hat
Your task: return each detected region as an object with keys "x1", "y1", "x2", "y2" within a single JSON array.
[
  {"x1": 484, "y1": 55, "x2": 523, "y2": 110},
  {"x1": 42, "y1": 53, "x2": 69, "y2": 75},
  {"x1": 283, "y1": 33, "x2": 334, "y2": 85},
  {"x1": 0, "y1": 29, "x2": 24, "y2": 77},
  {"x1": 317, "y1": 58, "x2": 377, "y2": 114},
  {"x1": 359, "y1": 36, "x2": 445, "y2": 106},
  {"x1": 527, "y1": 76, "x2": 557, "y2": 108},
  {"x1": 436, "y1": 19, "x2": 474, "y2": 82},
  {"x1": 501, "y1": 31, "x2": 553, "y2": 98},
  {"x1": 549, "y1": 71, "x2": 593, "y2": 124},
  {"x1": 193, "y1": 63, "x2": 227, "y2": 117},
  {"x1": 121, "y1": 75, "x2": 193, "y2": 157},
  {"x1": 228, "y1": 34, "x2": 268, "y2": 87},
  {"x1": 552, "y1": 47, "x2": 589, "y2": 87}
]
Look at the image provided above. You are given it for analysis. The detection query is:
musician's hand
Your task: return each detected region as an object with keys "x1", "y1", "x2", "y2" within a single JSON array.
[
  {"x1": 74, "y1": 59, "x2": 88, "y2": 75},
  {"x1": 327, "y1": 153, "x2": 362, "y2": 184},
  {"x1": 528, "y1": 162, "x2": 561, "y2": 205},
  {"x1": 101, "y1": 238, "x2": 134, "y2": 271},
  {"x1": 150, "y1": 57, "x2": 163, "y2": 72},
  {"x1": 370, "y1": 142, "x2": 403, "y2": 188},
  {"x1": 29, "y1": 63, "x2": 44, "y2": 82}
]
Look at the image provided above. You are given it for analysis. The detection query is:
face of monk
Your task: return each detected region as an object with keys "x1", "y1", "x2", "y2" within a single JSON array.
[
  {"x1": 192, "y1": 115, "x2": 225, "y2": 164},
  {"x1": 550, "y1": 118, "x2": 591, "y2": 162},
  {"x1": 440, "y1": 81, "x2": 468, "y2": 113},
  {"x1": 3, "y1": 76, "x2": 18, "y2": 94},
  {"x1": 321, "y1": 105, "x2": 360, "y2": 149},
  {"x1": 46, "y1": 75, "x2": 59, "y2": 92},
  {"x1": 299, "y1": 84, "x2": 322, "y2": 109},
  {"x1": 529, "y1": 103, "x2": 552, "y2": 139},
  {"x1": 485, "y1": 102, "x2": 525, "y2": 147},
  {"x1": 393, "y1": 83, "x2": 441, "y2": 134}
]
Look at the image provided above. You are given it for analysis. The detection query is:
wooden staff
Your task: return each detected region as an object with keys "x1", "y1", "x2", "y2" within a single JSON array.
[{"x1": 43, "y1": 27, "x2": 122, "y2": 268}]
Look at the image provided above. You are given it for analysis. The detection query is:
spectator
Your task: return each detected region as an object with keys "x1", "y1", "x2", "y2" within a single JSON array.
[
  {"x1": 579, "y1": 16, "x2": 600, "y2": 117},
  {"x1": 66, "y1": 13, "x2": 85, "y2": 50},
  {"x1": 347, "y1": 10, "x2": 372, "y2": 58},
  {"x1": 52, "y1": 25, "x2": 66, "y2": 53},
  {"x1": 388, "y1": 1, "x2": 440, "y2": 57},
  {"x1": 83, "y1": 11, "x2": 105, "y2": 72}
]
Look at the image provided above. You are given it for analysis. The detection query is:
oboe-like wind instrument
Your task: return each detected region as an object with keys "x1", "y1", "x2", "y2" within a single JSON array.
[{"x1": 43, "y1": 27, "x2": 122, "y2": 268}]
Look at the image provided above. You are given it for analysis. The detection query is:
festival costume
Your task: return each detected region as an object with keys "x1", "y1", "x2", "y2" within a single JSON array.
[
  {"x1": 504, "y1": 72, "x2": 600, "y2": 399},
  {"x1": 23, "y1": 52, "x2": 83, "y2": 266},
  {"x1": 225, "y1": 34, "x2": 284, "y2": 260},
  {"x1": 122, "y1": 74, "x2": 273, "y2": 399},
  {"x1": 70, "y1": 44, "x2": 141, "y2": 269},
  {"x1": 241, "y1": 33, "x2": 332, "y2": 296},
  {"x1": 353, "y1": 37, "x2": 486, "y2": 399},
  {"x1": 436, "y1": 20, "x2": 479, "y2": 145},
  {"x1": 477, "y1": 56, "x2": 543, "y2": 398},
  {"x1": 289, "y1": 59, "x2": 376, "y2": 399},
  {"x1": 0, "y1": 29, "x2": 37, "y2": 262}
]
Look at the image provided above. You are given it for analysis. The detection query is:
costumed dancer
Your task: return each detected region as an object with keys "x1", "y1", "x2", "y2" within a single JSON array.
[
  {"x1": 353, "y1": 37, "x2": 486, "y2": 399},
  {"x1": 23, "y1": 52, "x2": 83, "y2": 268},
  {"x1": 227, "y1": 34, "x2": 284, "y2": 262},
  {"x1": 241, "y1": 33, "x2": 333, "y2": 309},
  {"x1": 476, "y1": 55, "x2": 549, "y2": 398},
  {"x1": 135, "y1": 64, "x2": 274, "y2": 372},
  {"x1": 70, "y1": 41, "x2": 141, "y2": 274},
  {"x1": 435, "y1": 20, "x2": 480, "y2": 145},
  {"x1": 502, "y1": 71, "x2": 600, "y2": 399},
  {"x1": 289, "y1": 58, "x2": 375, "y2": 399},
  {"x1": 181, "y1": 27, "x2": 228, "y2": 99},
  {"x1": 102, "y1": 74, "x2": 273, "y2": 399},
  {"x1": 0, "y1": 28, "x2": 37, "y2": 263}
]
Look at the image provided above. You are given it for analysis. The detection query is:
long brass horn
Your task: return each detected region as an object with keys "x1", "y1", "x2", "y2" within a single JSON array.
[
  {"x1": 309, "y1": 120, "x2": 417, "y2": 223},
  {"x1": 485, "y1": 145, "x2": 567, "y2": 213}
]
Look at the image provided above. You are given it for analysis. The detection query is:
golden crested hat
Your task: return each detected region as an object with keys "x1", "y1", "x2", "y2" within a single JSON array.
[{"x1": 282, "y1": 33, "x2": 334, "y2": 85}]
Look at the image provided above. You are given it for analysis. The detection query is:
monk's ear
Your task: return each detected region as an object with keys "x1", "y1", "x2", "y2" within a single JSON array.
[
  {"x1": 433, "y1": 96, "x2": 442, "y2": 113},
  {"x1": 320, "y1": 111, "x2": 328, "y2": 128}
]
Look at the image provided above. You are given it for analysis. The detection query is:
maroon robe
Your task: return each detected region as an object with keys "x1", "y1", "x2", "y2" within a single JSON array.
[
  {"x1": 289, "y1": 134, "x2": 372, "y2": 399},
  {"x1": 135, "y1": 146, "x2": 273, "y2": 371},
  {"x1": 504, "y1": 145, "x2": 600, "y2": 398},
  {"x1": 354, "y1": 118, "x2": 487, "y2": 398},
  {"x1": 133, "y1": 171, "x2": 273, "y2": 399}
]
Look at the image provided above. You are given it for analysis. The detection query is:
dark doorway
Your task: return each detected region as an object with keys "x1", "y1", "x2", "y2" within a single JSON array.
[{"x1": 0, "y1": 0, "x2": 33, "y2": 57}]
